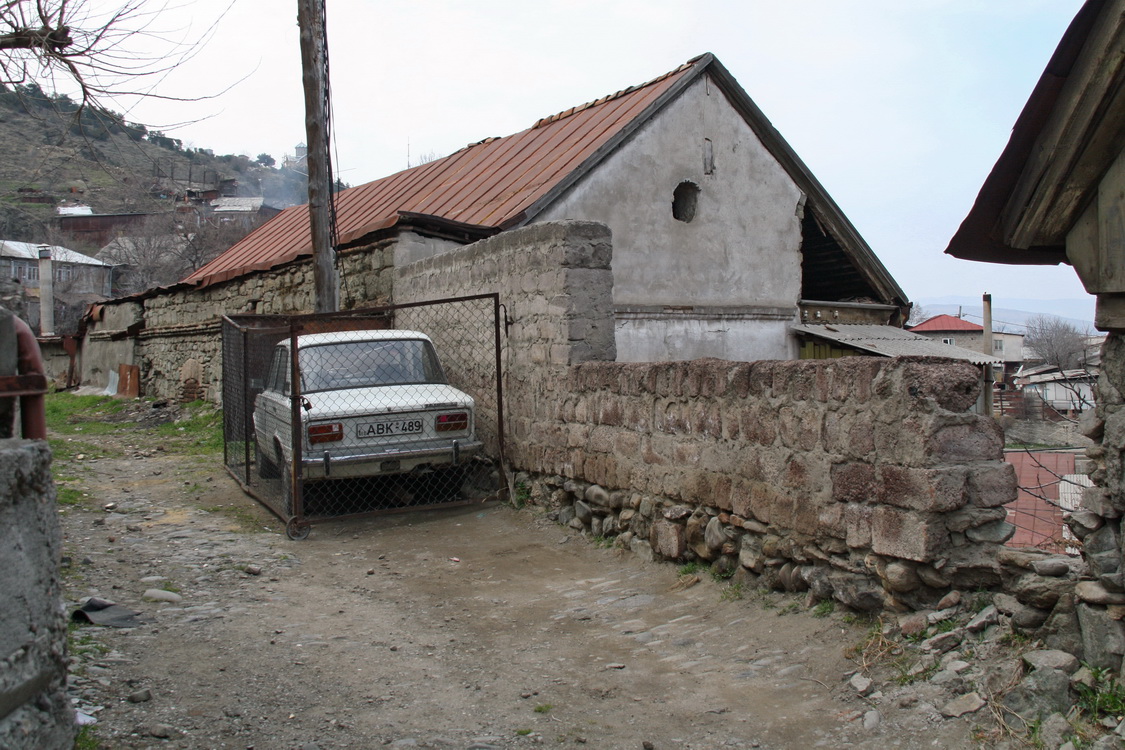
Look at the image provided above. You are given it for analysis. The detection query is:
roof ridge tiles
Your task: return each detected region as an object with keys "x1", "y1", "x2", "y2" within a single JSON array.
[{"x1": 530, "y1": 57, "x2": 700, "y2": 130}]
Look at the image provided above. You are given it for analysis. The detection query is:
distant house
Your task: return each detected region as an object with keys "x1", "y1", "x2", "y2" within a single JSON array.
[
  {"x1": 56, "y1": 211, "x2": 151, "y2": 247},
  {"x1": 185, "y1": 53, "x2": 910, "y2": 363},
  {"x1": 908, "y1": 314, "x2": 1024, "y2": 382},
  {"x1": 0, "y1": 240, "x2": 111, "y2": 296},
  {"x1": 1015, "y1": 362, "x2": 1097, "y2": 415},
  {"x1": 0, "y1": 240, "x2": 112, "y2": 332}
]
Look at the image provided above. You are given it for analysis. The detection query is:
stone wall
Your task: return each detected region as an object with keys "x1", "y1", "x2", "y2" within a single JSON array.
[
  {"x1": 0, "y1": 439, "x2": 73, "y2": 748},
  {"x1": 391, "y1": 220, "x2": 1017, "y2": 610},
  {"x1": 81, "y1": 240, "x2": 396, "y2": 402},
  {"x1": 394, "y1": 220, "x2": 616, "y2": 457},
  {"x1": 1070, "y1": 332, "x2": 1125, "y2": 670},
  {"x1": 511, "y1": 357, "x2": 1016, "y2": 611},
  {"x1": 74, "y1": 219, "x2": 1021, "y2": 612}
]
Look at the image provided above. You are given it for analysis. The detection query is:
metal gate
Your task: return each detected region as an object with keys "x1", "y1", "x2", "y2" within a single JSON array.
[{"x1": 221, "y1": 295, "x2": 505, "y2": 539}]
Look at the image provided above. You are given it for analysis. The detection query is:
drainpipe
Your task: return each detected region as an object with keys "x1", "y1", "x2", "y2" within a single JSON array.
[
  {"x1": 37, "y1": 244, "x2": 54, "y2": 337},
  {"x1": 13, "y1": 314, "x2": 47, "y2": 439},
  {"x1": 983, "y1": 293, "x2": 994, "y2": 416}
]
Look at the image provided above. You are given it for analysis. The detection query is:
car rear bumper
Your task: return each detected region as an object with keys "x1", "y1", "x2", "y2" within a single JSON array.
[{"x1": 300, "y1": 438, "x2": 484, "y2": 480}]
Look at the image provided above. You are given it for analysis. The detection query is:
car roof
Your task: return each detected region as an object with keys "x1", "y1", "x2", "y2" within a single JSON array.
[{"x1": 289, "y1": 329, "x2": 434, "y2": 348}]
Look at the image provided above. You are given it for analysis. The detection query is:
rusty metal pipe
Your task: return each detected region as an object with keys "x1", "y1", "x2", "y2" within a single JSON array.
[{"x1": 13, "y1": 315, "x2": 47, "y2": 440}]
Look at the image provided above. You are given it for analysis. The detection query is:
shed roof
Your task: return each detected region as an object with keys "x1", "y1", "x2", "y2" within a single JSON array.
[
  {"x1": 185, "y1": 53, "x2": 907, "y2": 308},
  {"x1": 909, "y1": 314, "x2": 985, "y2": 332},
  {"x1": 791, "y1": 323, "x2": 1001, "y2": 364}
]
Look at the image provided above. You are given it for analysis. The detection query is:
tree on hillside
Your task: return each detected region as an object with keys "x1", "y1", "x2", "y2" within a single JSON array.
[
  {"x1": 1023, "y1": 314, "x2": 1092, "y2": 370},
  {"x1": 255, "y1": 153, "x2": 275, "y2": 168},
  {"x1": 99, "y1": 211, "x2": 255, "y2": 295}
]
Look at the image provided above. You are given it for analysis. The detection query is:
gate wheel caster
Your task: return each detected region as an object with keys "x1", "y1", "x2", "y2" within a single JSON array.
[{"x1": 285, "y1": 518, "x2": 311, "y2": 541}]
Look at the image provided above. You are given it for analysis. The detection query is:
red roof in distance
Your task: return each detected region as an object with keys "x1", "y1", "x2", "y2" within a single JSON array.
[{"x1": 910, "y1": 314, "x2": 984, "y2": 332}]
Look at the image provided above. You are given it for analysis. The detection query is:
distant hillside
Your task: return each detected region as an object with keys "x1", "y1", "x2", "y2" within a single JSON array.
[{"x1": 0, "y1": 83, "x2": 307, "y2": 253}]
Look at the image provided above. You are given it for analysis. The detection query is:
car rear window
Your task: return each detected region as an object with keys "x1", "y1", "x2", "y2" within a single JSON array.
[{"x1": 299, "y1": 339, "x2": 448, "y2": 392}]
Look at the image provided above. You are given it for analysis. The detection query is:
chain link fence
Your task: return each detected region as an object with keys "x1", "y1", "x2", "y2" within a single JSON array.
[{"x1": 222, "y1": 295, "x2": 504, "y2": 539}]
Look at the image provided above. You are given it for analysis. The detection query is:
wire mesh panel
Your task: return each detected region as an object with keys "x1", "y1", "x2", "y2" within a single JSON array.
[{"x1": 222, "y1": 297, "x2": 503, "y2": 539}]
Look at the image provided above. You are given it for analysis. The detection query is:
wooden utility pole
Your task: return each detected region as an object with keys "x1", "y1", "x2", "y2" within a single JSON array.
[
  {"x1": 297, "y1": 0, "x2": 338, "y2": 313},
  {"x1": 983, "y1": 293, "x2": 994, "y2": 415}
]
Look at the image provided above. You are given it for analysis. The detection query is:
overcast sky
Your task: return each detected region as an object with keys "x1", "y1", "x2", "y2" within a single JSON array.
[{"x1": 105, "y1": 0, "x2": 1091, "y2": 313}]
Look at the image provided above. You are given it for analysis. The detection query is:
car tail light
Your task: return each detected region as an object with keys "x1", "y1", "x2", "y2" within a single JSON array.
[
  {"x1": 435, "y1": 412, "x2": 469, "y2": 432},
  {"x1": 308, "y1": 422, "x2": 343, "y2": 443}
]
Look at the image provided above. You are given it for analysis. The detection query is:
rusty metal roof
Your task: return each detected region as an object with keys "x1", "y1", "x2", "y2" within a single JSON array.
[
  {"x1": 185, "y1": 58, "x2": 700, "y2": 288},
  {"x1": 186, "y1": 52, "x2": 908, "y2": 311},
  {"x1": 909, "y1": 314, "x2": 985, "y2": 332}
]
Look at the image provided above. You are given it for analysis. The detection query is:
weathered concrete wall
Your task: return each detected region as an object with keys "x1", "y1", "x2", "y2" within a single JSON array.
[
  {"x1": 538, "y1": 74, "x2": 803, "y2": 362},
  {"x1": 0, "y1": 439, "x2": 73, "y2": 748}
]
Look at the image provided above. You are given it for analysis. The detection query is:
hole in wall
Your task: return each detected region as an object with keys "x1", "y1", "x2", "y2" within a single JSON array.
[{"x1": 672, "y1": 181, "x2": 700, "y2": 223}]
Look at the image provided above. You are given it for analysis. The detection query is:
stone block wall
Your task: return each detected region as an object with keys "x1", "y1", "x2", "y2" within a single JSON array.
[
  {"x1": 0, "y1": 439, "x2": 73, "y2": 748},
  {"x1": 1070, "y1": 332, "x2": 1125, "y2": 670},
  {"x1": 81, "y1": 241, "x2": 395, "y2": 402},
  {"x1": 395, "y1": 220, "x2": 616, "y2": 456},
  {"x1": 511, "y1": 356, "x2": 1017, "y2": 611}
]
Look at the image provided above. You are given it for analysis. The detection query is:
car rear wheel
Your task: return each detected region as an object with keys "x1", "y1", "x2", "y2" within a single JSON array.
[{"x1": 256, "y1": 439, "x2": 279, "y2": 479}]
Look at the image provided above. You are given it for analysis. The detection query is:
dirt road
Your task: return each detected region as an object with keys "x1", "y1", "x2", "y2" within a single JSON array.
[{"x1": 56, "y1": 402, "x2": 976, "y2": 749}]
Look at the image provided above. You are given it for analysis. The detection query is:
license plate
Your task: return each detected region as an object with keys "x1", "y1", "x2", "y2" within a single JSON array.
[{"x1": 357, "y1": 419, "x2": 424, "y2": 438}]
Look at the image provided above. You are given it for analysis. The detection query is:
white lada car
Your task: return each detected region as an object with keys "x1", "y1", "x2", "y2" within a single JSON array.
[{"x1": 253, "y1": 329, "x2": 482, "y2": 507}]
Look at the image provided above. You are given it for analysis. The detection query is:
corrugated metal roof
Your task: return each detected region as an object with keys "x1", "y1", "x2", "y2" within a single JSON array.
[
  {"x1": 909, "y1": 314, "x2": 985, "y2": 332},
  {"x1": 0, "y1": 240, "x2": 109, "y2": 266},
  {"x1": 792, "y1": 323, "x2": 1001, "y2": 364},
  {"x1": 185, "y1": 58, "x2": 698, "y2": 288}
]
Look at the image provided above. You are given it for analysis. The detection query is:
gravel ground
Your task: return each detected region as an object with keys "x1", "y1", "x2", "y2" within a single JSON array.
[{"x1": 55, "y1": 402, "x2": 981, "y2": 749}]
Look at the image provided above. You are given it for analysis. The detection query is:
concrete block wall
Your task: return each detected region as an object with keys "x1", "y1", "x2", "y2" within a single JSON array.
[{"x1": 0, "y1": 439, "x2": 73, "y2": 748}]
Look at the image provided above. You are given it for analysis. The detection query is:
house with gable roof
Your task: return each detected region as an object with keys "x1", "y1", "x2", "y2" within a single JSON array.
[
  {"x1": 909, "y1": 313, "x2": 1024, "y2": 381},
  {"x1": 185, "y1": 53, "x2": 909, "y2": 364}
]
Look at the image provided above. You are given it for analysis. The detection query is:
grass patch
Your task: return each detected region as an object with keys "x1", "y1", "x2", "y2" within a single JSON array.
[
  {"x1": 511, "y1": 481, "x2": 530, "y2": 509},
  {"x1": 1075, "y1": 665, "x2": 1125, "y2": 719},
  {"x1": 709, "y1": 565, "x2": 735, "y2": 582},
  {"x1": 533, "y1": 704, "x2": 553, "y2": 714},
  {"x1": 777, "y1": 600, "x2": 801, "y2": 616},
  {"x1": 812, "y1": 600, "x2": 835, "y2": 618},
  {"x1": 677, "y1": 561, "x2": 705, "y2": 576},
  {"x1": 515, "y1": 729, "x2": 533, "y2": 736},
  {"x1": 55, "y1": 485, "x2": 87, "y2": 506},
  {"x1": 74, "y1": 725, "x2": 103, "y2": 750},
  {"x1": 44, "y1": 393, "x2": 126, "y2": 430},
  {"x1": 155, "y1": 400, "x2": 223, "y2": 455},
  {"x1": 720, "y1": 582, "x2": 744, "y2": 602}
]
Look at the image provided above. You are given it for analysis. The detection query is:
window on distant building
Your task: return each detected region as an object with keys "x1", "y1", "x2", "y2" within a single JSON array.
[
  {"x1": 993, "y1": 340, "x2": 1004, "y2": 353},
  {"x1": 942, "y1": 337, "x2": 954, "y2": 345}
]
